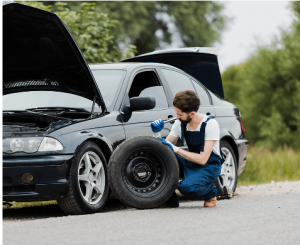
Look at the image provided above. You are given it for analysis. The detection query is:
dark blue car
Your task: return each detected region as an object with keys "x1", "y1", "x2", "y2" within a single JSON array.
[{"x1": 3, "y1": 2, "x2": 248, "y2": 214}]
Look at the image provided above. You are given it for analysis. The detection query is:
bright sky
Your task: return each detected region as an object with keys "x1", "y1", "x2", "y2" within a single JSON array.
[{"x1": 216, "y1": 1, "x2": 295, "y2": 73}]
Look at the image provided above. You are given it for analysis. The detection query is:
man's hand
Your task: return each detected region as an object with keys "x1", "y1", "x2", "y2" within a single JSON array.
[
  {"x1": 157, "y1": 137, "x2": 179, "y2": 153},
  {"x1": 150, "y1": 119, "x2": 164, "y2": 133},
  {"x1": 176, "y1": 140, "x2": 216, "y2": 166}
]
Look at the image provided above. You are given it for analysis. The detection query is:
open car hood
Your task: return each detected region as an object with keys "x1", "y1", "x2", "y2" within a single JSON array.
[
  {"x1": 122, "y1": 48, "x2": 224, "y2": 99},
  {"x1": 3, "y1": 2, "x2": 107, "y2": 112}
]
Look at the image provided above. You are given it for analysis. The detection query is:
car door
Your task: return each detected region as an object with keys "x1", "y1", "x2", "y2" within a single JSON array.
[
  {"x1": 157, "y1": 67, "x2": 216, "y2": 148},
  {"x1": 158, "y1": 68, "x2": 216, "y2": 117},
  {"x1": 120, "y1": 68, "x2": 175, "y2": 140},
  {"x1": 190, "y1": 78, "x2": 215, "y2": 117}
]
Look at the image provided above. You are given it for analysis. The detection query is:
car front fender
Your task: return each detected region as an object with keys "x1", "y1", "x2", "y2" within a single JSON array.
[{"x1": 50, "y1": 130, "x2": 113, "y2": 159}]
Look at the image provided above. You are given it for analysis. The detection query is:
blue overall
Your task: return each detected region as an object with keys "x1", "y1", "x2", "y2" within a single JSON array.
[{"x1": 166, "y1": 117, "x2": 224, "y2": 207}]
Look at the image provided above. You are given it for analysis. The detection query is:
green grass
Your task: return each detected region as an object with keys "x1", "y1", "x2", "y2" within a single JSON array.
[
  {"x1": 238, "y1": 146, "x2": 300, "y2": 186},
  {"x1": 3, "y1": 200, "x2": 57, "y2": 210}
]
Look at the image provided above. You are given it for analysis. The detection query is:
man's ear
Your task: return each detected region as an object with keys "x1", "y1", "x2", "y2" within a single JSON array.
[{"x1": 189, "y1": 111, "x2": 196, "y2": 118}]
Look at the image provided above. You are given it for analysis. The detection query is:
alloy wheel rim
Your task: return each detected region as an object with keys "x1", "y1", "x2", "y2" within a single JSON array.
[
  {"x1": 78, "y1": 151, "x2": 105, "y2": 205},
  {"x1": 219, "y1": 147, "x2": 236, "y2": 190}
]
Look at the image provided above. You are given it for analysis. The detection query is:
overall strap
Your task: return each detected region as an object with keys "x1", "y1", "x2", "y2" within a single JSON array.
[
  {"x1": 199, "y1": 117, "x2": 212, "y2": 152},
  {"x1": 180, "y1": 123, "x2": 185, "y2": 146}
]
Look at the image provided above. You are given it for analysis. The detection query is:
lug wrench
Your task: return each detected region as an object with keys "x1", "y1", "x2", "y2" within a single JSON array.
[{"x1": 164, "y1": 117, "x2": 177, "y2": 124}]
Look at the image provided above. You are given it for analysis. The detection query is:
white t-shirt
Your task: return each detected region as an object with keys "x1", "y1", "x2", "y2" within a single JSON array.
[{"x1": 169, "y1": 114, "x2": 220, "y2": 156}]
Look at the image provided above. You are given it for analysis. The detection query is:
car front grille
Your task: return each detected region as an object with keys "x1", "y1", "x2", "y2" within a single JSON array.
[
  {"x1": 3, "y1": 185, "x2": 35, "y2": 194},
  {"x1": 3, "y1": 177, "x2": 12, "y2": 186}
]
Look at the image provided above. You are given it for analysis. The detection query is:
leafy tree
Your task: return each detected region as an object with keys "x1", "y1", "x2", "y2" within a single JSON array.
[
  {"x1": 222, "y1": 2, "x2": 300, "y2": 149},
  {"x1": 42, "y1": 1, "x2": 228, "y2": 55},
  {"x1": 292, "y1": 1, "x2": 300, "y2": 19},
  {"x1": 17, "y1": 1, "x2": 136, "y2": 63},
  {"x1": 166, "y1": 2, "x2": 226, "y2": 47},
  {"x1": 17, "y1": 0, "x2": 51, "y2": 11},
  {"x1": 98, "y1": 1, "x2": 228, "y2": 55}
]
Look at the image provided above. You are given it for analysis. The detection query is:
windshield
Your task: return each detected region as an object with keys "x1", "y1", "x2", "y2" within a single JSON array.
[
  {"x1": 3, "y1": 91, "x2": 97, "y2": 111},
  {"x1": 3, "y1": 70, "x2": 125, "y2": 111},
  {"x1": 91, "y1": 69, "x2": 125, "y2": 108}
]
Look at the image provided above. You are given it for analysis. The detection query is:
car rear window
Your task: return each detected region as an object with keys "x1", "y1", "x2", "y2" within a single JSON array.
[
  {"x1": 160, "y1": 69, "x2": 196, "y2": 98},
  {"x1": 191, "y1": 79, "x2": 211, "y2": 106}
]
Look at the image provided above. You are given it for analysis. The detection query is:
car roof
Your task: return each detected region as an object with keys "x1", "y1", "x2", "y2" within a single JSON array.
[
  {"x1": 136, "y1": 47, "x2": 220, "y2": 57},
  {"x1": 89, "y1": 62, "x2": 178, "y2": 70}
]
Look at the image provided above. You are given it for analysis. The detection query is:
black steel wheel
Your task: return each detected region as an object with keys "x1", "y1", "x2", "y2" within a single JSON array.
[{"x1": 108, "y1": 136, "x2": 179, "y2": 209}]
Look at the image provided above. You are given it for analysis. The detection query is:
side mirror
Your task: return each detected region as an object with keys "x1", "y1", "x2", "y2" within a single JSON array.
[{"x1": 129, "y1": 96, "x2": 156, "y2": 111}]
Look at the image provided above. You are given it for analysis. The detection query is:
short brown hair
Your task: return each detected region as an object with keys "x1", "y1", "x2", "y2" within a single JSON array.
[{"x1": 173, "y1": 90, "x2": 200, "y2": 113}]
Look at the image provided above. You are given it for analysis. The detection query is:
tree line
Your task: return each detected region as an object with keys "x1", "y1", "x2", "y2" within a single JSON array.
[
  {"x1": 19, "y1": 1, "x2": 227, "y2": 62},
  {"x1": 222, "y1": 2, "x2": 300, "y2": 149}
]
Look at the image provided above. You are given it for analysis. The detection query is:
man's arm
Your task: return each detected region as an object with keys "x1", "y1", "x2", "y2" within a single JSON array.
[
  {"x1": 166, "y1": 134, "x2": 178, "y2": 145},
  {"x1": 176, "y1": 140, "x2": 216, "y2": 166}
]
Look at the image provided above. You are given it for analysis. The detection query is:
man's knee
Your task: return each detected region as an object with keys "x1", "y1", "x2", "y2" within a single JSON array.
[
  {"x1": 178, "y1": 182, "x2": 216, "y2": 199},
  {"x1": 178, "y1": 183, "x2": 199, "y2": 197}
]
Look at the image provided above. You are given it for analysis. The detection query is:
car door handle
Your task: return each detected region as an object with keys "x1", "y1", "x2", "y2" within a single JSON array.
[
  {"x1": 206, "y1": 112, "x2": 215, "y2": 118},
  {"x1": 166, "y1": 116, "x2": 176, "y2": 124}
]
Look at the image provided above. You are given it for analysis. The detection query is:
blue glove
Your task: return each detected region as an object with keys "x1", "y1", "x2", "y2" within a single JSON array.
[
  {"x1": 157, "y1": 137, "x2": 179, "y2": 153},
  {"x1": 151, "y1": 119, "x2": 164, "y2": 133}
]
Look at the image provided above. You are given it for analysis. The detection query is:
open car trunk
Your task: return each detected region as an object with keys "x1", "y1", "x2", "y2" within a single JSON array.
[{"x1": 122, "y1": 49, "x2": 225, "y2": 99}]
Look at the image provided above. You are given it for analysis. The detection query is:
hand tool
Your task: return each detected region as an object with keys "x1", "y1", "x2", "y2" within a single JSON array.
[{"x1": 164, "y1": 117, "x2": 177, "y2": 124}]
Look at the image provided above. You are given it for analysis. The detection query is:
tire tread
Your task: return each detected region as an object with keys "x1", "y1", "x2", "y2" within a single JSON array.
[{"x1": 108, "y1": 136, "x2": 179, "y2": 209}]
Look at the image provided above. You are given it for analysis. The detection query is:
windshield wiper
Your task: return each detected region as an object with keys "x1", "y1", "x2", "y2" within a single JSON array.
[
  {"x1": 24, "y1": 109, "x2": 73, "y2": 122},
  {"x1": 26, "y1": 107, "x2": 90, "y2": 113},
  {"x1": 3, "y1": 109, "x2": 72, "y2": 122}
]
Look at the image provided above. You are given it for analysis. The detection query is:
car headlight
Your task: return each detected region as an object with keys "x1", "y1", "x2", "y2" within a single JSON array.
[
  {"x1": 38, "y1": 137, "x2": 63, "y2": 152},
  {"x1": 10, "y1": 138, "x2": 25, "y2": 152},
  {"x1": 3, "y1": 137, "x2": 63, "y2": 154}
]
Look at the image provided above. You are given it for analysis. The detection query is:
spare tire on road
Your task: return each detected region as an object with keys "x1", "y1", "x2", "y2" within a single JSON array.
[{"x1": 108, "y1": 136, "x2": 179, "y2": 209}]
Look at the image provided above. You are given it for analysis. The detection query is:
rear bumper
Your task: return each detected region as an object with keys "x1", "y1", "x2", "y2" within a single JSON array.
[
  {"x1": 235, "y1": 139, "x2": 249, "y2": 175},
  {"x1": 3, "y1": 154, "x2": 74, "y2": 202}
]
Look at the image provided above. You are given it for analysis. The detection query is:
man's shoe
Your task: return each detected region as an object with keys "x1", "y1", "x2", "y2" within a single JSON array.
[
  {"x1": 204, "y1": 197, "x2": 217, "y2": 207},
  {"x1": 166, "y1": 192, "x2": 179, "y2": 208}
]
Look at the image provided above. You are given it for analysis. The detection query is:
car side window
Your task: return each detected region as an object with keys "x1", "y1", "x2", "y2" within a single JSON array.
[
  {"x1": 160, "y1": 69, "x2": 196, "y2": 98},
  {"x1": 191, "y1": 79, "x2": 211, "y2": 106},
  {"x1": 128, "y1": 71, "x2": 168, "y2": 109}
]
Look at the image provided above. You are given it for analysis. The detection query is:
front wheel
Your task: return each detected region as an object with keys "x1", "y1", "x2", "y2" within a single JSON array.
[
  {"x1": 108, "y1": 136, "x2": 179, "y2": 209},
  {"x1": 57, "y1": 141, "x2": 109, "y2": 215},
  {"x1": 215, "y1": 141, "x2": 238, "y2": 196}
]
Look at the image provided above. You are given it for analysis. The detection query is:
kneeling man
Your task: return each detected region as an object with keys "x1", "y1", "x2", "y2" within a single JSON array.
[{"x1": 151, "y1": 90, "x2": 224, "y2": 207}]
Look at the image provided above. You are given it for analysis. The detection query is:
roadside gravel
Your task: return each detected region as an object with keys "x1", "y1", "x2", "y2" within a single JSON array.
[{"x1": 235, "y1": 180, "x2": 300, "y2": 197}]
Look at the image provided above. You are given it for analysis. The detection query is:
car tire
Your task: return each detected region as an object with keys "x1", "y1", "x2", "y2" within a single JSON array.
[
  {"x1": 215, "y1": 141, "x2": 238, "y2": 195},
  {"x1": 57, "y1": 141, "x2": 109, "y2": 215},
  {"x1": 108, "y1": 136, "x2": 179, "y2": 209}
]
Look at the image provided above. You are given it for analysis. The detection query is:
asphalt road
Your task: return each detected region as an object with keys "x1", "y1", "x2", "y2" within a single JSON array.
[{"x1": 3, "y1": 192, "x2": 300, "y2": 245}]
